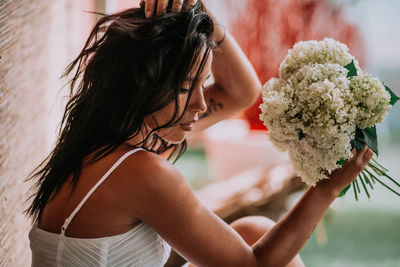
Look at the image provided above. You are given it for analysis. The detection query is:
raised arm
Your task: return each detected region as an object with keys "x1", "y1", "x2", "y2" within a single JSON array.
[
  {"x1": 143, "y1": 0, "x2": 261, "y2": 132},
  {"x1": 190, "y1": 7, "x2": 262, "y2": 134},
  {"x1": 142, "y1": 0, "x2": 261, "y2": 135},
  {"x1": 252, "y1": 147, "x2": 373, "y2": 265},
  {"x1": 124, "y1": 146, "x2": 372, "y2": 266}
]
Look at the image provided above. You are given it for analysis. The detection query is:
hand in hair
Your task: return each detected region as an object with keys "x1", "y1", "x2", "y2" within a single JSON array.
[{"x1": 141, "y1": 0, "x2": 198, "y2": 17}]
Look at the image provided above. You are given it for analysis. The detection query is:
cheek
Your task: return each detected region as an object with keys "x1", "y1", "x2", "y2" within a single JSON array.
[
  {"x1": 148, "y1": 103, "x2": 180, "y2": 127},
  {"x1": 178, "y1": 94, "x2": 189, "y2": 114},
  {"x1": 146, "y1": 95, "x2": 189, "y2": 129}
]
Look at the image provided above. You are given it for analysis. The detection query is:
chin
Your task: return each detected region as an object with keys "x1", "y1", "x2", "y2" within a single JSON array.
[
  {"x1": 158, "y1": 128, "x2": 187, "y2": 144},
  {"x1": 162, "y1": 135, "x2": 186, "y2": 144}
]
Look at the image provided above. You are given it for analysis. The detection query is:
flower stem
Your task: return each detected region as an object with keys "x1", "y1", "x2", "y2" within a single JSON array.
[
  {"x1": 359, "y1": 174, "x2": 370, "y2": 199},
  {"x1": 371, "y1": 158, "x2": 388, "y2": 172},
  {"x1": 352, "y1": 181, "x2": 358, "y2": 201},
  {"x1": 362, "y1": 171, "x2": 374, "y2": 190},
  {"x1": 367, "y1": 164, "x2": 400, "y2": 188},
  {"x1": 355, "y1": 177, "x2": 361, "y2": 193},
  {"x1": 365, "y1": 168, "x2": 400, "y2": 197}
]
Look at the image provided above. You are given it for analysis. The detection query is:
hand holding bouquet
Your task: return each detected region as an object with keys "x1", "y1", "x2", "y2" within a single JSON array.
[{"x1": 260, "y1": 38, "x2": 400, "y2": 199}]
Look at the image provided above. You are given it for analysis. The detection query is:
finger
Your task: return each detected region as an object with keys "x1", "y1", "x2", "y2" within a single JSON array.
[
  {"x1": 145, "y1": 0, "x2": 156, "y2": 18},
  {"x1": 351, "y1": 147, "x2": 357, "y2": 157},
  {"x1": 354, "y1": 147, "x2": 372, "y2": 173},
  {"x1": 351, "y1": 143, "x2": 368, "y2": 159},
  {"x1": 345, "y1": 147, "x2": 362, "y2": 167},
  {"x1": 351, "y1": 146, "x2": 369, "y2": 169},
  {"x1": 156, "y1": 0, "x2": 169, "y2": 16},
  {"x1": 362, "y1": 147, "x2": 373, "y2": 163},
  {"x1": 171, "y1": 0, "x2": 184, "y2": 12},
  {"x1": 355, "y1": 146, "x2": 367, "y2": 159},
  {"x1": 339, "y1": 149, "x2": 353, "y2": 166},
  {"x1": 185, "y1": 0, "x2": 197, "y2": 10},
  {"x1": 359, "y1": 145, "x2": 369, "y2": 159},
  {"x1": 140, "y1": 0, "x2": 145, "y2": 8}
]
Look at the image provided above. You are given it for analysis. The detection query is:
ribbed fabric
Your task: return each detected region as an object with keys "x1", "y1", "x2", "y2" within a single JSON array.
[
  {"x1": 29, "y1": 148, "x2": 171, "y2": 266},
  {"x1": 29, "y1": 222, "x2": 171, "y2": 266}
]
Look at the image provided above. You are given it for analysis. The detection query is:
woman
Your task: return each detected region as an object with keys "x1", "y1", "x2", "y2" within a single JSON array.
[{"x1": 27, "y1": 0, "x2": 373, "y2": 266}]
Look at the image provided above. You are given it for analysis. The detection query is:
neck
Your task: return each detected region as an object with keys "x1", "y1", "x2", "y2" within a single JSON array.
[{"x1": 123, "y1": 122, "x2": 166, "y2": 152}]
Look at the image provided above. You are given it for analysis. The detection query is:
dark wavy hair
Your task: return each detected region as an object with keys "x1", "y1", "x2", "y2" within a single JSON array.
[{"x1": 26, "y1": 1, "x2": 215, "y2": 220}]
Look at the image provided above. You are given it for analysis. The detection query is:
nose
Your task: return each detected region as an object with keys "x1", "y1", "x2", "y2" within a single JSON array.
[{"x1": 189, "y1": 86, "x2": 207, "y2": 113}]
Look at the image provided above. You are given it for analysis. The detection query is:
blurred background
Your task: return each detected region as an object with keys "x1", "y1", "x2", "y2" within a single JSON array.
[{"x1": 0, "y1": 0, "x2": 399, "y2": 266}]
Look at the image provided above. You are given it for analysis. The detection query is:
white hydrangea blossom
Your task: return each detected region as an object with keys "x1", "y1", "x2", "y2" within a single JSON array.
[
  {"x1": 260, "y1": 38, "x2": 391, "y2": 186},
  {"x1": 351, "y1": 72, "x2": 391, "y2": 129},
  {"x1": 279, "y1": 38, "x2": 361, "y2": 80}
]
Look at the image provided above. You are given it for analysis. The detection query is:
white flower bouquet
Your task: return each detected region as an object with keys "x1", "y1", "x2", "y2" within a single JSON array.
[{"x1": 260, "y1": 38, "x2": 400, "y2": 199}]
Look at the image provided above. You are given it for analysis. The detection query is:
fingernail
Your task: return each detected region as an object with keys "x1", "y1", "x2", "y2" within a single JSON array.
[{"x1": 146, "y1": 11, "x2": 152, "y2": 18}]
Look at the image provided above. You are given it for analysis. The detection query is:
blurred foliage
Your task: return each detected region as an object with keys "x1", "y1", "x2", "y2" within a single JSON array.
[{"x1": 301, "y1": 210, "x2": 400, "y2": 267}]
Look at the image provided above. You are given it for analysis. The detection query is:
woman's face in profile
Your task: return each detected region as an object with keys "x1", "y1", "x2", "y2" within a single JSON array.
[{"x1": 145, "y1": 50, "x2": 212, "y2": 144}]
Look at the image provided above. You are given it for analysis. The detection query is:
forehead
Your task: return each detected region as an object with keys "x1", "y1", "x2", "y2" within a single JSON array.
[{"x1": 186, "y1": 49, "x2": 213, "y2": 82}]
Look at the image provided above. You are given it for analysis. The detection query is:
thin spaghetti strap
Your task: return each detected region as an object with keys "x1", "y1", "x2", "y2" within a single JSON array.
[{"x1": 60, "y1": 148, "x2": 144, "y2": 236}]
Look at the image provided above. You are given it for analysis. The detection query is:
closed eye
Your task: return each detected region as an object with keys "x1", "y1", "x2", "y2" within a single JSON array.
[
  {"x1": 180, "y1": 88, "x2": 190, "y2": 94},
  {"x1": 180, "y1": 83, "x2": 207, "y2": 94}
]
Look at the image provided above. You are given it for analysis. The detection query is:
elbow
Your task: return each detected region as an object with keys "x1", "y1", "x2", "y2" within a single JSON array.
[
  {"x1": 249, "y1": 82, "x2": 262, "y2": 106},
  {"x1": 240, "y1": 81, "x2": 262, "y2": 109}
]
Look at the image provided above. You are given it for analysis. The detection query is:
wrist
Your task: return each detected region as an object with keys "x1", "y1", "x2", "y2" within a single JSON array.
[
  {"x1": 214, "y1": 25, "x2": 226, "y2": 46},
  {"x1": 313, "y1": 177, "x2": 342, "y2": 199},
  {"x1": 210, "y1": 21, "x2": 226, "y2": 46},
  {"x1": 201, "y1": 1, "x2": 226, "y2": 45}
]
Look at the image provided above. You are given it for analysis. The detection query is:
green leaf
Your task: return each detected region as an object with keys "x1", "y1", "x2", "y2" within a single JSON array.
[
  {"x1": 337, "y1": 159, "x2": 346, "y2": 166},
  {"x1": 344, "y1": 60, "x2": 357, "y2": 78},
  {"x1": 371, "y1": 158, "x2": 388, "y2": 172},
  {"x1": 355, "y1": 177, "x2": 361, "y2": 193},
  {"x1": 369, "y1": 161, "x2": 400, "y2": 188},
  {"x1": 362, "y1": 171, "x2": 374, "y2": 190},
  {"x1": 353, "y1": 181, "x2": 359, "y2": 201},
  {"x1": 365, "y1": 167, "x2": 400, "y2": 197},
  {"x1": 384, "y1": 85, "x2": 400, "y2": 106},
  {"x1": 359, "y1": 174, "x2": 370, "y2": 199},
  {"x1": 338, "y1": 184, "x2": 350, "y2": 197},
  {"x1": 350, "y1": 128, "x2": 365, "y2": 151},
  {"x1": 362, "y1": 125, "x2": 378, "y2": 156}
]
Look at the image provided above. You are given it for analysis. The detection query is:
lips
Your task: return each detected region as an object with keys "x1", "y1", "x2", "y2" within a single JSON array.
[{"x1": 179, "y1": 120, "x2": 197, "y2": 131}]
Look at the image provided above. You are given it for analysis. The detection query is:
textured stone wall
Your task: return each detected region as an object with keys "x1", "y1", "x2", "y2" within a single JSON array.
[
  {"x1": 0, "y1": 0, "x2": 86, "y2": 265},
  {"x1": 0, "y1": 1, "x2": 52, "y2": 265}
]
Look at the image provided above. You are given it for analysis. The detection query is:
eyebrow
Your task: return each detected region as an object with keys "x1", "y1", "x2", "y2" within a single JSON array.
[{"x1": 185, "y1": 74, "x2": 211, "y2": 82}]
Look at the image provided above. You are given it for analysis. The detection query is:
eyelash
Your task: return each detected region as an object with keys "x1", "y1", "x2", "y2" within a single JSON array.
[
  {"x1": 180, "y1": 88, "x2": 190, "y2": 94},
  {"x1": 180, "y1": 84, "x2": 207, "y2": 94}
]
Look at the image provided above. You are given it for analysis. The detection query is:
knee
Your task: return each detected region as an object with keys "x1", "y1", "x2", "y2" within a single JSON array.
[{"x1": 230, "y1": 216, "x2": 276, "y2": 245}]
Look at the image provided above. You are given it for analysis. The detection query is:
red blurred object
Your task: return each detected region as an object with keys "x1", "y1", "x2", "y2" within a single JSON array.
[{"x1": 228, "y1": 0, "x2": 365, "y2": 130}]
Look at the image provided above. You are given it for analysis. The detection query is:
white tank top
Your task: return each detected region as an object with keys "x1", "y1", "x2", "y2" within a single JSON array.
[{"x1": 29, "y1": 148, "x2": 171, "y2": 266}]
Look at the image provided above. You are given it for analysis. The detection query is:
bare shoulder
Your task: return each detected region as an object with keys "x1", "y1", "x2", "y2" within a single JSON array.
[
  {"x1": 117, "y1": 149, "x2": 192, "y2": 215},
  {"x1": 122, "y1": 149, "x2": 187, "y2": 187},
  {"x1": 116, "y1": 149, "x2": 256, "y2": 266}
]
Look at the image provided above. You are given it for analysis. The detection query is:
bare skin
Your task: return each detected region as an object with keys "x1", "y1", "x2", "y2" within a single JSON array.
[
  {"x1": 229, "y1": 216, "x2": 305, "y2": 267},
  {"x1": 38, "y1": 1, "x2": 374, "y2": 266}
]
